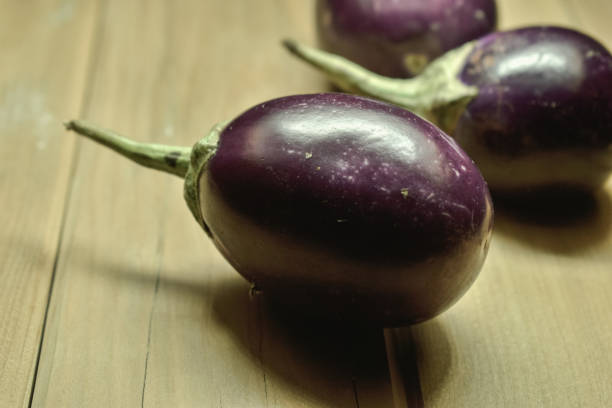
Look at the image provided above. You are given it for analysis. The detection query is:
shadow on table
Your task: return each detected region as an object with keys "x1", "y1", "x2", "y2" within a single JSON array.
[
  {"x1": 492, "y1": 188, "x2": 612, "y2": 254},
  {"x1": 211, "y1": 279, "x2": 396, "y2": 407},
  {"x1": 387, "y1": 319, "x2": 453, "y2": 406},
  {"x1": 66, "y1": 240, "x2": 454, "y2": 406},
  {"x1": 74, "y1": 251, "x2": 392, "y2": 406}
]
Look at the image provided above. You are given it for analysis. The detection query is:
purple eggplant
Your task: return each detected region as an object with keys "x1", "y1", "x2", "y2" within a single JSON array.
[
  {"x1": 285, "y1": 26, "x2": 612, "y2": 195},
  {"x1": 66, "y1": 93, "x2": 493, "y2": 326},
  {"x1": 317, "y1": 0, "x2": 497, "y2": 78}
]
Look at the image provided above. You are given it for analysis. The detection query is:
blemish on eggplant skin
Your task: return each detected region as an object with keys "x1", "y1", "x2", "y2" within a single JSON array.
[
  {"x1": 249, "y1": 283, "x2": 263, "y2": 299},
  {"x1": 586, "y1": 50, "x2": 598, "y2": 58},
  {"x1": 164, "y1": 151, "x2": 183, "y2": 167}
]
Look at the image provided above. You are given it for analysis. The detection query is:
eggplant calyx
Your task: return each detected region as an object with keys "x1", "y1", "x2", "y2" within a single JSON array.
[
  {"x1": 64, "y1": 119, "x2": 222, "y2": 236},
  {"x1": 183, "y1": 121, "x2": 227, "y2": 235},
  {"x1": 282, "y1": 39, "x2": 478, "y2": 133},
  {"x1": 65, "y1": 120, "x2": 192, "y2": 177}
]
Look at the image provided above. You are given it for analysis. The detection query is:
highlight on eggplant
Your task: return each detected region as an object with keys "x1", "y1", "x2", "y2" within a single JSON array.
[
  {"x1": 65, "y1": 93, "x2": 493, "y2": 327},
  {"x1": 285, "y1": 27, "x2": 612, "y2": 195},
  {"x1": 316, "y1": 0, "x2": 497, "y2": 78}
]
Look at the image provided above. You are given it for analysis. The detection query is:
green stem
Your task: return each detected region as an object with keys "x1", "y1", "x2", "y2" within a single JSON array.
[
  {"x1": 283, "y1": 39, "x2": 422, "y2": 112},
  {"x1": 65, "y1": 119, "x2": 191, "y2": 178},
  {"x1": 283, "y1": 39, "x2": 479, "y2": 132}
]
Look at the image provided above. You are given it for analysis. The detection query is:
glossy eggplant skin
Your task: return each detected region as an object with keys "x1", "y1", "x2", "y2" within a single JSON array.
[
  {"x1": 455, "y1": 26, "x2": 612, "y2": 193},
  {"x1": 317, "y1": 0, "x2": 497, "y2": 78},
  {"x1": 199, "y1": 94, "x2": 493, "y2": 326}
]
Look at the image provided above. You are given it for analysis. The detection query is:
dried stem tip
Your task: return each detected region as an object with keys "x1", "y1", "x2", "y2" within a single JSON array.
[{"x1": 65, "y1": 119, "x2": 191, "y2": 178}]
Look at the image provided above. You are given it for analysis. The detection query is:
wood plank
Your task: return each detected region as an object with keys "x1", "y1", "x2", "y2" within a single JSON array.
[
  {"x1": 407, "y1": 181, "x2": 612, "y2": 407},
  {"x1": 32, "y1": 1, "x2": 394, "y2": 406},
  {"x1": 389, "y1": 0, "x2": 612, "y2": 406},
  {"x1": 496, "y1": 0, "x2": 572, "y2": 28},
  {"x1": 563, "y1": 0, "x2": 612, "y2": 48},
  {"x1": 0, "y1": 1, "x2": 98, "y2": 407}
]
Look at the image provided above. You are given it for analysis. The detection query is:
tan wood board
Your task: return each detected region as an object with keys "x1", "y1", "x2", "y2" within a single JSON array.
[
  {"x1": 0, "y1": 1, "x2": 98, "y2": 406},
  {"x1": 563, "y1": 0, "x2": 612, "y2": 49},
  {"x1": 388, "y1": 1, "x2": 612, "y2": 407},
  {"x1": 497, "y1": 0, "x2": 573, "y2": 28},
  {"x1": 31, "y1": 1, "x2": 393, "y2": 407},
  {"x1": 1, "y1": 0, "x2": 610, "y2": 407}
]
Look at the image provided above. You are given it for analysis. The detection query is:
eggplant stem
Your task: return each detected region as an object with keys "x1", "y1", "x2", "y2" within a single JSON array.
[
  {"x1": 65, "y1": 119, "x2": 191, "y2": 178},
  {"x1": 282, "y1": 39, "x2": 415, "y2": 109},
  {"x1": 282, "y1": 39, "x2": 479, "y2": 132}
]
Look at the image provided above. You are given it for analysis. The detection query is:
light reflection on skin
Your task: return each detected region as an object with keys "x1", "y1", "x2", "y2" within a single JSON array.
[
  {"x1": 495, "y1": 43, "x2": 584, "y2": 88},
  {"x1": 237, "y1": 104, "x2": 463, "y2": 191},
  {"x1": 268, "y1": 108, "x2": 421, "y2": 160}
]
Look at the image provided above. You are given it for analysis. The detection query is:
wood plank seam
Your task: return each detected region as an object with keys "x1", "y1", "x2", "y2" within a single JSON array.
[
  {"x1": 140, "y1": 210, "x2": 170, "y2": 408},
  {"x1": 351, "y1": 378, "x2": 361, "y2": 408},
  {"x1": 256, "y1": 295, "x2": 270, "y2": 406},
  {"x1": 385, "y1": 329, "x2": 424, "y2": 408},
  {"x1": 26, "y1": 1, "x2": 109, "y2": 406},
  {"x1": 140, "y1": 244, "x2": 162, "y2": 408}
]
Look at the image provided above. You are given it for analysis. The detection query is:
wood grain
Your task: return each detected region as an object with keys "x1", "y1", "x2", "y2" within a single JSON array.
[
  {"x1": 563, "y1": 0, "x2": 612, "y2": 48},
  {"x1": 496, "y1": 0, "x2": 572, "y2": 28},
  {"x1": 388, "y1": 1, "x2": 612, "y2": 407},
  {"x1": 402, "y1": 184, "x2": 612, "y2": 406},
  {"x1": 31, "y1": 1, "x2": 393, "y2": 407},
  {"x1": 4, "y1": 0, "x2": 612, "y2": 407},
  {"x1": 0, "y1": 1, "x2": 98, "y2": 407}
]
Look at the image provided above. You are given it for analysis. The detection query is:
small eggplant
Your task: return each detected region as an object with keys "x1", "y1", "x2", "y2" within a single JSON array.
[
  {"x1": 66, "y1": 93, "x2": 493, "y2": 326},
  {"x1": 285, "y1": 27, "x2": 612, "y2": 195},
  {"x1": 316, "y1": 0, "x2": 497, "y2": 78}
]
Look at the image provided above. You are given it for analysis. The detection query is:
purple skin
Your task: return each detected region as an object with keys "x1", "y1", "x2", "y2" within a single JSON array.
[
  {"x1": 64, "y1": 94, "x2": 493, "y2": 326},
  {"x1": 454, "y1": 26, "x2": 612, "y2": 193},
  {"x1": 285, "y1": 26, "x2": 612, "y2": 194},
  {"x1": 201, "y1": 93, "x2": 493, "y2": 326},
  {"x1": 317, "y1": 0, "x2": 497, "y2": 78}
]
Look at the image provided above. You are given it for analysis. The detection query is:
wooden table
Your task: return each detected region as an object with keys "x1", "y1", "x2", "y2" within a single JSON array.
[{"x1": 2, "y1": 0, "x2": 611, "y2": 406}]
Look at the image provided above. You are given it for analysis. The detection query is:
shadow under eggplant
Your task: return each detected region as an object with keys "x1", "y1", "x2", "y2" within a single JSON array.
[
  {"x1": 74, "y1": 248, "x2": 395, "y2": 406},
  {"x1": 386, "y1": 318, "x2": 453, "y2": 407},
  {"x1": 64, "y1": 235, "x2": 456, "y2": 407},
  {"x1": 211, "y1": 280, "x2": 397, "y2": 407},
  {"x1": 491, "y1": 187, "x2": 612, "y2": 254}
]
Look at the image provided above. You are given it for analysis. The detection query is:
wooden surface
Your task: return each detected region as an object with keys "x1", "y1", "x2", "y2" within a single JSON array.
[{"x1": 1, "y1": 0, "x2": 611, "y2": 407}]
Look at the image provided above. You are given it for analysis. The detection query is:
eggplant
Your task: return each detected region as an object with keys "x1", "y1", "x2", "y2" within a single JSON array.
[
  {"x1": 317, "y1": 0, "x2": 497, "y2": 78},
  {"x1": 66, "y1": 93, "x2": 493, "y2": 326},
  {"x1": 285, "y1": 27, "x2": 612, "y2": 195}
]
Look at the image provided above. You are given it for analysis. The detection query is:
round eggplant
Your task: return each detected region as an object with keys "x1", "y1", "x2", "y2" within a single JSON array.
[
  {"x1": 285, "y1": 26, "x2": 612, "y2": 194},
  {"x1": 316, "y1": 0, "x2": 497, "y2": 78},
  {"x1": 66, "y1": 93, "x2": 493, "y2": 326}
]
